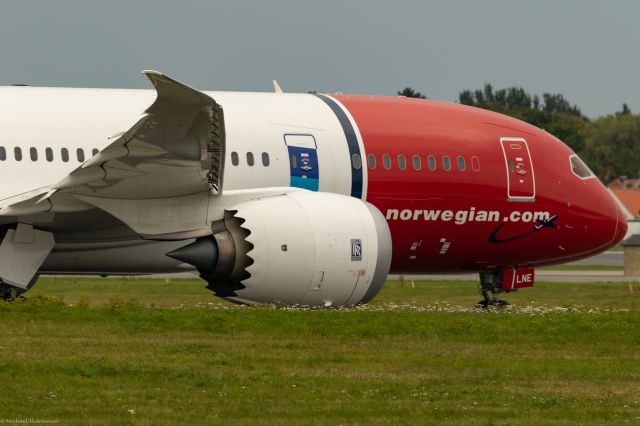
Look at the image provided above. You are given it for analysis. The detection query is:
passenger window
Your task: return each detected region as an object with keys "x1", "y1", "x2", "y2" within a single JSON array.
[
  {"x1": 30, "y1": 147, "x2": 38, "y2": 161},
  {"x1": 14, "y1": 147, "x2": 22, "y2": 161},
  {"x1": 457, "y1": 156, "x2": 466, "y2": 171},
  {"x1": 412, "y1": 155, "x2": 421, "y2": 170},
  {"x1": 507, "y1": 159, "x2": 515, "y2": 174},
  {"x1": 0, "y1": 147, "x2": 5, "y2": 161},
  {"x1": 352, "y1": 154, "x2": 362, "y2": 170},
  {"x1": 427, "y1": 155, "x2": 436, "y2": 171},
  {"x1": 92, "y1": 148, "x2": 99, "y2": 156},
  {"x1": 231, "y1": 151, "x2": 239, "y2": 166},
  {"x1": 77, "y1": 148, "x2": 85, "y2": 162},
  {"x1": 382, "y1": 154, "x2": 391, "y2": 170},
  {"x1": 246, "y1": 152, "x2": 254, "y2": 166},
  {"x1": 45, "y1": 147, "x2": 53, "y2": 162},
  {"x1": 367, "y1": 154, "x2": 376, "y2": 169},
  {"x1": 61, "y1": 148, "x2": 69, "y2": 162},
  {"x1": 471, "y1": 156, "x2": 480, "y2": 171},
  {"x1": 397, "y1": 155, "x2": 406, "y2": 171},
  {"x1": 442, "y1": 155, "x2": 451, "y2": 171},
  {"x1": 290, "y1": 153, "x2": 298, "y2": 169},
  {"x1": 261, "y1": 152, "x2": 270, "y2": 167}
]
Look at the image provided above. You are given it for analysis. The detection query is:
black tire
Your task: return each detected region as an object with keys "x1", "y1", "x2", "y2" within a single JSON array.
[
  {"x1": 476, "y1": 300, "x2": 490, "y2": 308},
  {"x1": 476, "y1": 299, "x2": 509, "y2": 309},
  {"x1": 0, "y1": 275, "x2": 39, "y2": 301}
]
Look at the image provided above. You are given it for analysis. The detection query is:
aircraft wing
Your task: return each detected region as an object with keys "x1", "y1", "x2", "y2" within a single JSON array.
[{"x1": 1, "y1": 71, "x2": 224, "y2": 214}]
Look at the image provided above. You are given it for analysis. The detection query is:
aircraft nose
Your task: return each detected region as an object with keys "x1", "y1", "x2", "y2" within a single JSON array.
[{"x1": 613, "y1": 202, "x2": 628, "y2": 245}]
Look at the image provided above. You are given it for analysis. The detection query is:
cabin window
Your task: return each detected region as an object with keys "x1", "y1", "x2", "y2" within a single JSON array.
[
  {"x1": 61, "y1": 148, "x2": 69, "y2": 162},
  {"x1": 397, "y1": 154, "x2": 406, "y2": 170},
  {"x1": 77, "y1": 148, "x2": 85, "y2": 162},
  {"x1": 45, "y1": 147, "x2": 53, "y2": 162},
  {"x1": 412, "y1": 155, "x2": 421, "y2": 170},
  {"x1": 352, "y1": 153, "x2": 362, "y2": 170},
  {"x1": 290, "y1": 153, "x2": 298, "y2": 169},
  {"x1": 231, "y1": 151, "x2": 239, "y2": 166},
  {"x1": 29, "y1": 147, "x2": 38, "y2": 161},
  {"x1": 382, "y1": 154, "x2": 391, "y2": 170},
  {"x1": 92, "y1": 148, "x2": 99, "y2": 156},
  {"x1": 367, "y1": 154, "x2": 376, "y2": 169},
  {"x1": 0, "y1": 147, "x2": 6, "y2": 161},
  {"x1": 471, "y1": 156, "x2": 480, "y2": 171},
  {"x1": 14, "y1": 147, "x2": 22, "y2": 161},
  {"x1": 427, "y1": 155, "x2": 436, "y2": 171},
  {"x1": 261, "y1": 152, "x2": 270, "y2": 167},
  {"x1": 246, "y1": 152, "x2": 254, "y2": 166},
  {"x1": 442, "y1": 155, "x2": 451, "y2": 171},
  {"x1": 457, "y1": 156, "x2": 466, "y2": 171}
]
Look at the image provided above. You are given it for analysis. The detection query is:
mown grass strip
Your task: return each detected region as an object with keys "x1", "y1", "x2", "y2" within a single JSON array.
[{"x1": 0, "y1": 279, "x2": 638, "y2": 424}]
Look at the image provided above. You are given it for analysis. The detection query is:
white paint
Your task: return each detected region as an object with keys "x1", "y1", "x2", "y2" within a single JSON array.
[
  {"x1": 500, "y1": 137, "x2": 536, "y2": 202},
  {"x1": 224, "y1": 191, "x2": 389, "y2": 306}
]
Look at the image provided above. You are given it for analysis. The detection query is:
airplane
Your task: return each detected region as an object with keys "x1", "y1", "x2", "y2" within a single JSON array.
[{"x1": 0, "y1": 71, "x2": 626, "y2": 307}]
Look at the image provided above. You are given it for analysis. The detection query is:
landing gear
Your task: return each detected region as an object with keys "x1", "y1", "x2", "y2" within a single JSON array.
[
  {"x1": 0, "y1": 283, "x2": 26, "y2": 300},
  {"x1": 477, "y1": 271, "x2": 510, "y2": 308},
  {"x1": 0, "y1": 275, "x2": 39, "y2": 301}
]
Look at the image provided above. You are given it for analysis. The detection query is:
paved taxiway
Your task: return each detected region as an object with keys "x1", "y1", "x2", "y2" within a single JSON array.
[
  {"x1": 107, "y1": 251, "x2": 631, "y2": 283},
  {"x1": 390, "y1": 270, "x2": 634, "y2": 283},
  {"x1": 389, "y1": 251, "x2": 632, "y2": 283}
]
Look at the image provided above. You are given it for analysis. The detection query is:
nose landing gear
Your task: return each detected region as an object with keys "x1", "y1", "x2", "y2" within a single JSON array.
[{"x1": 477, "y1": 271, "x2": 510, "y2": 308}]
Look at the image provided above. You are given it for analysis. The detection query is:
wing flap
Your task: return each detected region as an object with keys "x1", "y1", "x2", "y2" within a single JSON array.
[
  {"x1": 0, "y1": 71, "x2": 226, "y2": 238},
  {"x1": 46, "y1": 71, "x2": 225, "y2": 200}
]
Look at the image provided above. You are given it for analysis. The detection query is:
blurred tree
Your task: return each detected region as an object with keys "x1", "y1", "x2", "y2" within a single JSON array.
[
  {"x1": 459, "y1": 84, "x2": 588, "y2": 152},
  {"x1": 542, "y1": 93, "x2": 583, "y2": 117},
  {"x1": 398, "y1": 87, "x2": 427, "y2": 99},
  {"x1": 581, "y1": 113, "x2": 640, "y2": 181},
  {"x1": 459, "y1": 84, "x2": 583, "y2": 117},
  {"x1": 619, "y1": 103, "x2": 632, "y2": 116}
]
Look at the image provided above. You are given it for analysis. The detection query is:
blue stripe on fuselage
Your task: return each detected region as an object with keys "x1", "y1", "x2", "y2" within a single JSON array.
[{"x1": 314, "y1": 94, "x2": 363, "y2": 199}]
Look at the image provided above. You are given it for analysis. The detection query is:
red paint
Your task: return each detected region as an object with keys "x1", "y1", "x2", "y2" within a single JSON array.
[
  {"x1": 502, "y1": 267, "x2": 535, "y2": 290},
  {"x1": 334, "y1": 95, "x2": 626, "y2": 274}
]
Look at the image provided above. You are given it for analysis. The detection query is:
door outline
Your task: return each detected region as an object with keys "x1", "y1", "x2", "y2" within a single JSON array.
[
  {"x1": 284, "y1": 133, "x2": 319, "y2": 191},
  {"x1": 500, "y1": 137, "x2": 536, "y2": 202}
]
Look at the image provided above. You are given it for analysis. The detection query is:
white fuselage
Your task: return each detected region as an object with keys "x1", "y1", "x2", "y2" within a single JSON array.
[
  {"x1": 0, "y1": 87, "x2": 366, "y2": 201},
  {"x1": 0, "y1": 86, "x2": 366, "y2": 275}
]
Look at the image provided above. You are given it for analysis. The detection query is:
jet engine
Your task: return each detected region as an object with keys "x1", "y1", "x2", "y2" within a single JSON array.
[{"x1": 168, "y1": 191, "x2": 392, "y2": 307}]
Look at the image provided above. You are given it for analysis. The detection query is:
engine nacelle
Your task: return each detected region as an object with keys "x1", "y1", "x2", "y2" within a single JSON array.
[{"x1": 169, "y1": 191, "x2": 392, "y2": 307}]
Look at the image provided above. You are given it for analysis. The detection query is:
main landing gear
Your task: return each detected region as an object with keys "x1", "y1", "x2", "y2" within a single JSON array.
[
  {"x1": 0, "y1": 282, "x2": 26, "y2": 300},
  {"x1": 477, "y1": 271, "x2": 510, "y2": 308},
  {"x1": 0, "y1": 275, "x2": 39, "y2": 301}
]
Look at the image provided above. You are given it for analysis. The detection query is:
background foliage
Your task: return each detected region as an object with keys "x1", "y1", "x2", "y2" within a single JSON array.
[{"x1": 399, "y1": 84, "x2": 638, "y2": 183}]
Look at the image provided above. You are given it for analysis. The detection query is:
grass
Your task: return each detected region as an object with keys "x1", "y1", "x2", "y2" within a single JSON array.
[{"x1": 1, "y1": 277, "x2": 640, "y2": 425}]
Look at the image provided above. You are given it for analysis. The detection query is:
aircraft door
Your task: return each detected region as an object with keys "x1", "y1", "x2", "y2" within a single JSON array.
[
  {"x1": 285, "y1": 134, "x2": 319, "y2": 191},
  {"x1": 500, "y1": 137, "x2": 535, "y2": 201}
]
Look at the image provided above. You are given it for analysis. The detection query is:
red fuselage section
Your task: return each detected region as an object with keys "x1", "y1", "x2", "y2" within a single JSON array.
[{"x1": 334, "y1": 95, "x2": 626, "y2": 273}]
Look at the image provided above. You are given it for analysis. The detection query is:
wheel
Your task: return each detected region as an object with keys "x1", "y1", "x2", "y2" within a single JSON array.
[
  {"x1": 0, "y1": 275, "x2": 39, "y2": 301},
  {"x1": 476, "y1": 299, "x2": 490, "y2": 308},
  {"x1": 476, "y1": 298, "x2": 510, "y2": 309}
]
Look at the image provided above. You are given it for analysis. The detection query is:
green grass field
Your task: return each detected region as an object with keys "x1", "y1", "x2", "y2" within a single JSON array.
[{"x1": 1, "y1": 277, "x2": 640, "y2": 425}]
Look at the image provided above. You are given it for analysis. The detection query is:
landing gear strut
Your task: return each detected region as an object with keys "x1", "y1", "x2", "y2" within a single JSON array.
[
  {"x1": 477, "y1": 271, "x2": 510, "y2": 308},
  {"x1": 0, "y1": 283, "x2": 25, "y2": 300},
  {"x1": 0, "y1": 275, "x2": 39, "y2": 301}
]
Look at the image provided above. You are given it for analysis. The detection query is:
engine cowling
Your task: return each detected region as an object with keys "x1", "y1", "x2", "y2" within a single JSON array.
[{"x1": 168, "y1": 191, "x2": 392, "y2": 307}]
